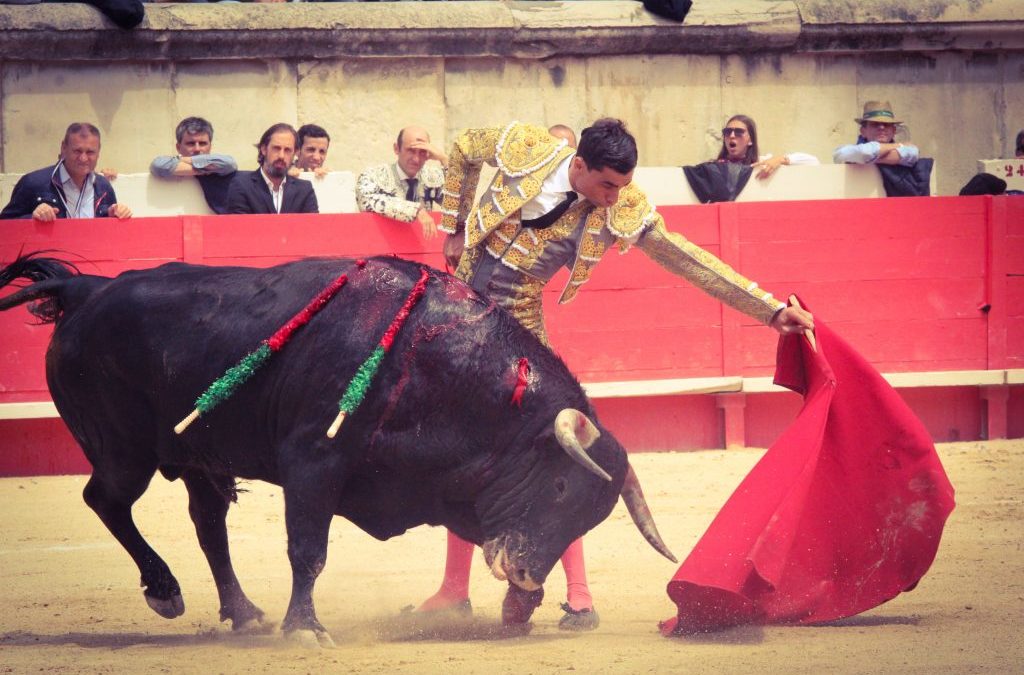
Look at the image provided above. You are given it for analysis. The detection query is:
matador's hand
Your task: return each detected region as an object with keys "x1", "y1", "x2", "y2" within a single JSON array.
[
  {"x1": 443, "y1": 233, "x2": 464, "y2": 271},
  {"x1": 771, "y1": 304, "x2": 814, "y2": 335}
]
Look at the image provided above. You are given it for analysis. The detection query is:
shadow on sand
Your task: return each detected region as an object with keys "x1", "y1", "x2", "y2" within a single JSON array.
[{"x1": 1, "y1": 612, "x2": 562, "y2": 650}]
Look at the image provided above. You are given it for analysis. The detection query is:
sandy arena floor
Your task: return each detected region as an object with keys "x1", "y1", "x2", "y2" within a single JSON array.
[{"x1": 0, "y1": 440, "x2": 1020, "y2": 674}]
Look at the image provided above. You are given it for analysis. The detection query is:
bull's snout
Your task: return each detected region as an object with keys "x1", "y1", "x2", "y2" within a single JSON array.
[{"x1": 482, "y1": 537, "x2": 542, "y2": 591}]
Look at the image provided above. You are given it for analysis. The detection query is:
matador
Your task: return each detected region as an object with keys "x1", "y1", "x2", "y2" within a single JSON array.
[{"x1": 419, "y1": 118, "x2": 813, "y2": 630}]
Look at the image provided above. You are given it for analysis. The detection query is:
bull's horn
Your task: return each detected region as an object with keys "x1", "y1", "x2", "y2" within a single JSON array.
[
  {"x1": 621, "y1": 464, "x2": 678, "y2": 563},
  {"x1": 553, "y1": 409, "x2": 611, "y2": 482}
]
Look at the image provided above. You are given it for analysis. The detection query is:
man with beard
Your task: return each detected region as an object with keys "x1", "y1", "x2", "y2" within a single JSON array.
[{"x1": 227, "y1": 123, "x2": 319, "y2": 215}]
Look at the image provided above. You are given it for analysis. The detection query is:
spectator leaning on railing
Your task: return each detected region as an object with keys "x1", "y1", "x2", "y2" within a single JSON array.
[
  {"x1": 682, "y1": 114, "x2": 818, "y2": 203},
  {"x1": 354, "y1": 125, "x2": 446, "y2": 240},
  {"x1": 1, "y1": 122, "x2": 132, "y2": 221},
  {"x1": 289, "y1": 124, "x2": 331, "y2": 180},
  {"x1": 833, "y1": 101, "x2": 932, "y2": 197},
  {"x1": 150, "y1": 116, "x2": 237, "y2": 215},
  {"x1": 833, "y1": 101, "x2": 918, "y2": 167}
]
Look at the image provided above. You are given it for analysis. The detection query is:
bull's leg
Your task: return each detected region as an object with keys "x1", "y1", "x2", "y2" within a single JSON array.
[
  {"x1": 181, "y1": 470, "x2": 269, "y2": 632},
  {"x1": 82, "y1": 465, "x2": 185, "y2": 619},
  {"x1": 280, "y1": 471, "x2": 338, "y2": 648}
]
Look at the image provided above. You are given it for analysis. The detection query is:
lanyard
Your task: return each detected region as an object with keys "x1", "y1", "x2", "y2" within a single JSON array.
[{"x1": 52, "y1": 161, "x2": 94, "y2": 218}]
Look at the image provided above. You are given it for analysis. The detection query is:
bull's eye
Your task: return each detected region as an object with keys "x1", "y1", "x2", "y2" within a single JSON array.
[{"x1": 553, "y1": 476, "x2": 569, "y2": 501}]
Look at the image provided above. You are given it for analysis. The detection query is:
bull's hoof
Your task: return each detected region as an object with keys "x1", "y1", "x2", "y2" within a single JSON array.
[
  {"x1": 233, "y1": 615, "x2": 277, "y2": 634},
  {"x1": 222, "y1": 601, "x2": 270, "y2": 633},
  {"x1": 145, "y1": 592, "x2": 185, "y2": 619},
  {"x1": 502, "y1": 585, "x2": 544, "y2": 626},
  {"x1": 285, "y1": 628, "x2": 336, "y2": 649},
  {"x1": 558, "y1": 603, "x2": 600, "y2": 631}
]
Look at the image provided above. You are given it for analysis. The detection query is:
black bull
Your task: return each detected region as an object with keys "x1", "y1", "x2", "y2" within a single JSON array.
[{"x1": 0, "y1": 253, "x2": 675, "y2": 644}]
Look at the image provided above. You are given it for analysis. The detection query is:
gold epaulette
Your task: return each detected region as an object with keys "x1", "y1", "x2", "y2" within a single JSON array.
[
  {"x1": 495, "y1": 122, "x2": 569, "y2": 178},
  {"x1": 606, "y1": 183, "x2": 657, "y2": 242}
]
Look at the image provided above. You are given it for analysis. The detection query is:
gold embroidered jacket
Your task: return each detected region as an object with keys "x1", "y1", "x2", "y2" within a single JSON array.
[{"x1": 439, "y1": 122, "x2": 786, "y2": 342}]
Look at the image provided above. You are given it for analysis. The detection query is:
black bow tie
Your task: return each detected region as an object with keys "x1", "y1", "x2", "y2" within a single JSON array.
[{"x1": 522, "y1": 191, "x2": 578, "y2": 229}]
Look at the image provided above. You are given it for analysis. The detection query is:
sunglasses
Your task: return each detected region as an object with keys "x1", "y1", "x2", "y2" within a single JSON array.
[{"x1": 722, "y1": 128, "x2": 747, "y2": 137}]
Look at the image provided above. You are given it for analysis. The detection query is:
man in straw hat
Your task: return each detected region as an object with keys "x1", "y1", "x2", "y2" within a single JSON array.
[{"x1": 833, "y1": 100, "x2": 919, "y2": 166}]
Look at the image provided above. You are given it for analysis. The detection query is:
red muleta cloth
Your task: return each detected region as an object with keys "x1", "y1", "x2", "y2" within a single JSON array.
[{"x1": 661, "y1": 306, "x2": 955, "y2": 635}]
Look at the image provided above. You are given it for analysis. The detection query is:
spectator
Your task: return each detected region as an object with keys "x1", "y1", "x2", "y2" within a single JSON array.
[
  {"x1": 959, "y1": 173, "x2": 1006, "y2": 196},
  {"x1": 1016, "y1": 130, "x2": 1024, "y2": 159},
  {"x1": 1, "y1": 122, "x2": 132, "y2": 221},
  {"x1": 355, "y1": 125, "x2": 446, "y2": 240},
  {"x1": 226, "y1": 123, "x2": 318, "y2": 215},
  {"x1": 682, "y1": 114, "x2": 818, "y2": 204},
  {"x1": 150, "y1": 116, "x2": 237, "y2": 214},
  {"x1": 833, "y1": 101, "x2": 919, "y2": 166},
  {"x1": 548, "y1": 124, "x2": 578, "y2": 148},
  {"x1": 289, "y1": 124, "x2": 331, "y2": 179},
  {"x1": 717, "y1": 114, "x2": 818, "y2": 179}
]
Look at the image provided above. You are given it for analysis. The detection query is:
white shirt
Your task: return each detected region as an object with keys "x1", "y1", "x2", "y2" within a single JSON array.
[
  {"x1": 57, "y1": 163, "x2": 98, "y2": 219},
  {"x1": 520, "y1": 154, "x2": 575, "y2": 221},
  {"x1": 260, "y1": 167, "x2": 287, "y2": 213}
]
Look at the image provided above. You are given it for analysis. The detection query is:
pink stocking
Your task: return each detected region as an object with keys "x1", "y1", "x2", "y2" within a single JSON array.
[
  {"x1": 560, "y1": 537, "x2": 594, "y2": 611},
  {"x1": 417, "y1": 529, "x2": 475, "y2": 612}
]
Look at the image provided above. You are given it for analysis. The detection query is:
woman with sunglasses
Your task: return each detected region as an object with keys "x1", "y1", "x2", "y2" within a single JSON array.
[{"x1": 717, "y1": 114, "x2": 818, "y2": 179}]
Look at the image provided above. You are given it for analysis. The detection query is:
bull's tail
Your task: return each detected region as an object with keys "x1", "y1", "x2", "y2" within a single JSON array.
[{"x1": 0, "y1": 251, "x2": 88, "y2": 323}]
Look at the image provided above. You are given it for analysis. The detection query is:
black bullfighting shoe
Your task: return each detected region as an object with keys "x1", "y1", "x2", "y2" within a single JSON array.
[
  {"x1": 558, "y1": 603, "x2": 600, "y2": 631},
  {"x1": 501, "y1": 585, "x2": 545, "y2": 625}
]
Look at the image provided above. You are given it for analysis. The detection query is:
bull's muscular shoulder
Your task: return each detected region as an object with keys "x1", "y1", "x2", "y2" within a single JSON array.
[
  {"x1": 607, "y1": 183, "x2": 658, "y2": 241},
  {"x1": 494, "y1": 122, "x2": 567, "y2": 178}
]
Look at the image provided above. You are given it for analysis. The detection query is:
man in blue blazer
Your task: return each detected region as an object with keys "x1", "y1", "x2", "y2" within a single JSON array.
[
  {"x1": 1, "y1": 122, "x2": 132, "y2": 221},
  {"x1": 226, "y1": 123, "x2": 319, "y2": 215}
]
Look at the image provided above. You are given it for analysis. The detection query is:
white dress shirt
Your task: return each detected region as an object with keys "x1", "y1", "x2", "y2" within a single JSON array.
[
  {"x1": 260, "y1": 167, "x2": 287, "y2": 213},
  {"x1": 57, "y1": 163, "x2": 98, "y2": 219},
  {"x1": 520, "y1": 154, "x2": 575, "y2": 221}
]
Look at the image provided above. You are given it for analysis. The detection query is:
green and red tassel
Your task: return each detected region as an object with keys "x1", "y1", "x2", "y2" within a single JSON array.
[
  {"x1": 174, "y1": 261, "x2": 365, "y2": 434},
  {"x1": 326, "y1": 267, "x2": 430, "y2": 438}
]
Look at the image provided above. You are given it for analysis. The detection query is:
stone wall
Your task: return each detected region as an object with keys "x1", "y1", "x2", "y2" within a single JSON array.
[{"x1": 1, "y1": 0, "x2": 1021, "y2": 196}]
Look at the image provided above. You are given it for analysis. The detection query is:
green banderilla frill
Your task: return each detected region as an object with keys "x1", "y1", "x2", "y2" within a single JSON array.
[
  {"x1": 195, "y1": 343, "x2": 273, "y2": 413},
  {"x1": 325, "y1": 345, "x2": 386, "y2": 438}
]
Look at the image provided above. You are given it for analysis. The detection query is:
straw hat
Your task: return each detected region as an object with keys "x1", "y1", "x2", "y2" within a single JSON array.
[{"x1": 855, "y1": 101, "x2": 903, "y2": 125}]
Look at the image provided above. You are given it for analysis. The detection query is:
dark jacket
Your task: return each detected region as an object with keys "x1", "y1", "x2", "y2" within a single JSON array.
[
  {"x1": 196, "y1": 174, "x2": 235, "y2": 215},
  {"x1": 877, "y1": 158, "x2": 934, "y2": 197},
  {"x1": 682, "y1": 162, "x2": 753, "y2": 203},
  {"x1": 226, "y1": 169, "x2": 319, "y2": 215},
  {"x1": 1, "y1": 163, "x2": 118, "y2": 220}
]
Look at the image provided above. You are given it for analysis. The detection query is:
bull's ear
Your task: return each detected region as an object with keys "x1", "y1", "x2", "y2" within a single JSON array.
[{"x1": 553, "y1": 409, "x2": 610, "y2": 481}]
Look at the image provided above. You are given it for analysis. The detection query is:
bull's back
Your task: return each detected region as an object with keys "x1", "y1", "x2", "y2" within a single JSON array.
[{"x1": 46, "y1": 259, "x2": 376, "y2": 477}]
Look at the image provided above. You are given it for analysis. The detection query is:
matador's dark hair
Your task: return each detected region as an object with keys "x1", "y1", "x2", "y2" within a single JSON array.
[{"x1": 577, "y1": 118, "x2": 638, "y2": 174}]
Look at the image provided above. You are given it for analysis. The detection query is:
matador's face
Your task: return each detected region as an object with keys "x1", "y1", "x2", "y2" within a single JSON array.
[{"x1": 569, "y1": 157, "x2": 633, "y2": 208}]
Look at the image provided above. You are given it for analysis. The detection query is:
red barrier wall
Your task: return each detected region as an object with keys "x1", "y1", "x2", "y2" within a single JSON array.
[{"x1": 1, "y1": 196, "x2": 1021, "y2": 475}]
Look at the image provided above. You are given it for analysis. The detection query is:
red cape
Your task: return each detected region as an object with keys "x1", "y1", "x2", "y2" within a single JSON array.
[{"x1": 661, "y1": 314, "x2": 955, "y2": 635}]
